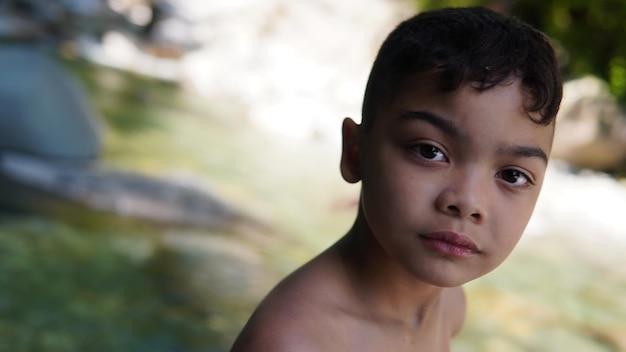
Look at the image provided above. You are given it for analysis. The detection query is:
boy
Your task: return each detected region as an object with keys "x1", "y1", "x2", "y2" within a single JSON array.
[{"x1": 232, "y1": 6, "x2": 562, "y2": 351}]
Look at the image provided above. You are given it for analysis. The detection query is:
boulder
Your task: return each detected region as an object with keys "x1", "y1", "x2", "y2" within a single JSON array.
[
  {"x1": 0, "y1": 152, "x2": 255, "y2": 230},
  {"x1": 0, "y1": 44, "x2": 102, "y2": 159},
  {"x1": 0, "y1": 44, "x2": 254, "y2": 230},
  {"x1": 552, "y1": 76, "x2": 626, "y2": 172}
]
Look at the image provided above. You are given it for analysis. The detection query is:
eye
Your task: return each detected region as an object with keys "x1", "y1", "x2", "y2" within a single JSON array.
[
  {"x1": 496, "y1": 169, "x2": 534, "y2": 187},
  {"x1": 411, "y1": 144, "x2": 447, "y2": 162}
]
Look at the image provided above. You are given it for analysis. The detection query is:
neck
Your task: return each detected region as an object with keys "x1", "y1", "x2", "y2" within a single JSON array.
[{"x1": 335, "y1": 209, "x2": 445, "y2": 327}]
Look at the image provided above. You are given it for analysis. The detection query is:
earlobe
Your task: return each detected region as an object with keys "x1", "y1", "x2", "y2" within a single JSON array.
[{"x1": 340, "y1": 117, "x2": 362, "y2": 183}]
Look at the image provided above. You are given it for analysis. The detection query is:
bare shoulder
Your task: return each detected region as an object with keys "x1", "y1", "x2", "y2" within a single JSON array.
[
  {"x1": 232, "y1": 248, "x2": 348, "y2": 351},
  {"x1": 231, "y1": 309, "x2": 327, "y2": 352},
  {"x1": 442, "y1": 286, "x2": 467, "y2": 336}
]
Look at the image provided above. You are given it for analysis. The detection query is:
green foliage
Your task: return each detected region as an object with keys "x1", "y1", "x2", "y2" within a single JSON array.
[
  {"x1": 418, "y1": 0, "x2": 490, "y2": 10},
  {"x1": 609, "y1": 57, "x2": 626, "y2": 100},
  {"x1": 512, "y1": 0, "x2": 626, "y2": 102},
  {"x1": 415, "y1": 0, "x2": 626, "y2": 103},
  {"x1": 0, "y1": 217, "x2": 218, "y2": 352}
]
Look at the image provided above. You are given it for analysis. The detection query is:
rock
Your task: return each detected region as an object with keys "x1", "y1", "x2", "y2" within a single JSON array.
[
  {"x1": 0, "y1": 44, "x2": 102, "y2": 159},
  {"x1": 552, "y1": 75, "x2": 626, "y2": 172},
  {"x1": 0, "y1": 0, "x2": 111, "y2": 42},
  {"x1": 0, "y1": 152, "x2": 255, "y2": 230},
  {"x1": 0, "y1": 13, "x2": 43, "y2": 40}
]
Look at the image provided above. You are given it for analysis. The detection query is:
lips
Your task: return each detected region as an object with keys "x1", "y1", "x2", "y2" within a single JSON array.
[{"x1": 419, "y1": 231, "x2": 479, "y2": 258}]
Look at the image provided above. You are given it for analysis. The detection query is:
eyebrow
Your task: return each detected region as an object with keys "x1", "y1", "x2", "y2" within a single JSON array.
[
  {"x1": 400, "y1": 110, "x2": 548, "y2": 164},
  {"x1": 497, "y1": 145, "x2": 548, "y2": 164},
  {"x1": 400, "y1": 110, "x2": 469, "y2": 141}
]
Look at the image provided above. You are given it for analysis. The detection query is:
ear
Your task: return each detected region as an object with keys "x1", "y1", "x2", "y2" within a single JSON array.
[{"x1": 340, "y1": 117, "x2": 362, "y2": 183}]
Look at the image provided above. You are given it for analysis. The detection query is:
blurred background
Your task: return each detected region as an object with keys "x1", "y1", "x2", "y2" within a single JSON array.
[{"x1": 0, "y1": 0, "x2": 624, "y2": 351}]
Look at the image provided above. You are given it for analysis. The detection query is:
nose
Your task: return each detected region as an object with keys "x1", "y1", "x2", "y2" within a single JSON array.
[{"x1": 435, "y1": 171, "x2": 488, "y2": 223}]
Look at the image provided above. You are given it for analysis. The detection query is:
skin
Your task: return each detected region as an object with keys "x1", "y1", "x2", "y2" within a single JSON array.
[{"x1": 232, "y1": 74, "x2": 554, "y2": 351}]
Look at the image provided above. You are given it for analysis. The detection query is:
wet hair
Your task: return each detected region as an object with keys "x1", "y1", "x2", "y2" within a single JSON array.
[{"x1": 362, "y1": 7, "x2": 562, "y2": 127}]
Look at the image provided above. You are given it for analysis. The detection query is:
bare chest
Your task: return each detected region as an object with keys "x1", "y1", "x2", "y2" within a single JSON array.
[{"x1": 323, "y1": 316, "x2": 451, "y2": 352}]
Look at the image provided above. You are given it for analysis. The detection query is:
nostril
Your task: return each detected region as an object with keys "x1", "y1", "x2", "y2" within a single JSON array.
[
  {"x1": 445, "y1": 205, "x2": 483, "y2": 222},
  {"x1": 447, "y1": 205, "x2": 460, "y2": 214}
]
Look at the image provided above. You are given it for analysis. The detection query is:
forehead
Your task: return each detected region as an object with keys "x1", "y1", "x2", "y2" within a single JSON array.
[
  {"x1": 394, "y1": 72, "x2": 549, "y2": 120},
  {"x1": 371, "y1": 73, "x2": 554, "y2": 151}
]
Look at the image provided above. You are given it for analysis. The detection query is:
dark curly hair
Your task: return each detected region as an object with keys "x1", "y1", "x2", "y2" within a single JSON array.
[{"x1": 362, "y1": 7, "x2": 562, "y2": 127}]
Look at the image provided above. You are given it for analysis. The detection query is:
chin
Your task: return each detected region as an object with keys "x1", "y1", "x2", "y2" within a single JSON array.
[
  {"x1": 428, "y1": 276, "x2": 473, "y2": 288},
  {"x1": 416, "y1": 265, "x2": 489, "y2": 288}
]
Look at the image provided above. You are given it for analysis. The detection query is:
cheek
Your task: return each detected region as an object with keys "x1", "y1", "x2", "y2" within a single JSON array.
[
  {"x1": 488, "y1": 197, "x2": 538, "y2": 262},
  {"x1": 360, "y1": 175, "x2": 405, "y2": 231},
  {"x1": 361, "y1": 163, "x2": 414, "y2": 227},
  {"x1": 361, "y1": 170, "x2": 438, "y2": 238}
]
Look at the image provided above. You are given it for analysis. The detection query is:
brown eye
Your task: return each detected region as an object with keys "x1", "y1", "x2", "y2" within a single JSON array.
[
  {"x1": 501, "y1": 170, "x2": 522, "y2": 182},
  {"x1": 412, "y1": 144, "x2": 447, "y2": 161},
  {"x1": 497, "y1": 169, "x2": 533, "y2": 187}
]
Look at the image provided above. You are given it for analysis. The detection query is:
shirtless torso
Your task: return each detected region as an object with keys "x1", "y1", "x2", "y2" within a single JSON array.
[{"x1": 231, "y1": 233, "x2": 466, "y2": 352}]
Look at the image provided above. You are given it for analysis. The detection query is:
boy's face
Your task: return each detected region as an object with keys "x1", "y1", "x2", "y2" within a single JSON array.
[{"x1": 341, "y1": 74, "x2": 553, "y2": 287}]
